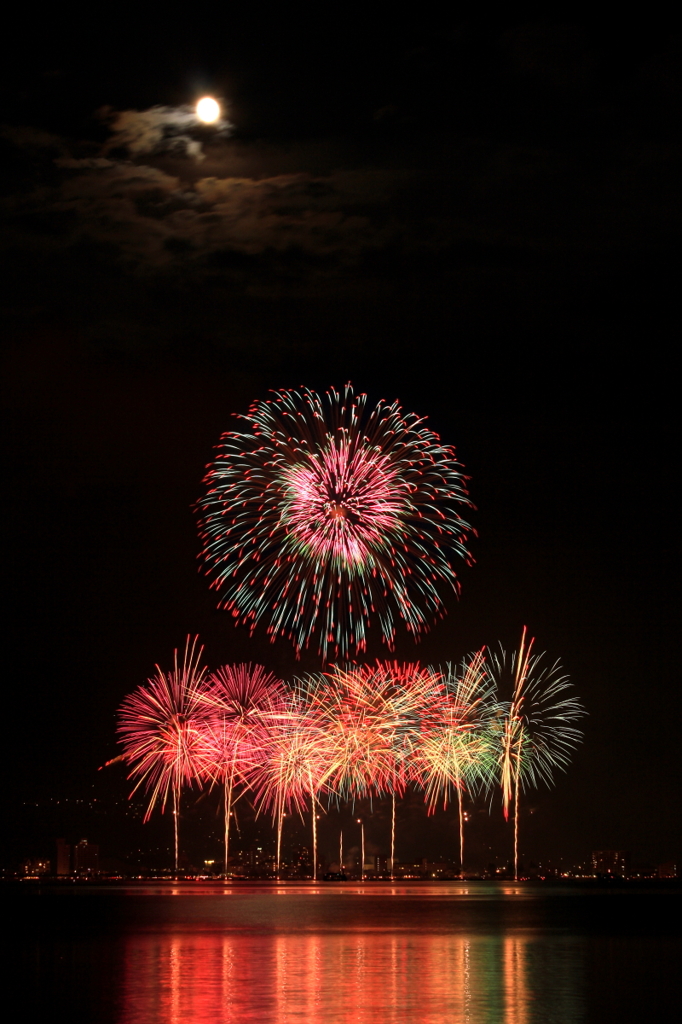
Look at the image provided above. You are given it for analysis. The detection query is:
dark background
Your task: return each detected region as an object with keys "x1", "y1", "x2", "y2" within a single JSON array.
[{"x1": 1, "y1": 13, "x2": 679, "y2": 872}]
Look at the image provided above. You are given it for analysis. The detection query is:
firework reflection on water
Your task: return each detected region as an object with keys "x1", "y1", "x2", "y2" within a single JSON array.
[
  {"x1": 119, "y1": 889, "x2": 584, "y2": 1024},
  {"x1": 12, "y1": 883, "x2": 678, "y2": 1022}
]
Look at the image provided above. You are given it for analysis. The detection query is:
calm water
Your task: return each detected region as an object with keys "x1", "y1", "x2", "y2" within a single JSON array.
[{"x1": 2, "y1": 882, "x2": 679, "y2": 1023}]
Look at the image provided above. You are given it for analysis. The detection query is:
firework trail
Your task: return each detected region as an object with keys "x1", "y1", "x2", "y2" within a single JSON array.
[
  {"x1": 197, "y1": 384, "x2": 474, "y2": 659},
  {"x1": 117, "y1": 638, "x2": 215, "y2": 873},
  {"x1": 489, "y1": 628, "x2": 585, "y2": 879},
  {"x1": 199, "y1": 663, "x2": 287, "y2": 875},
  {"x1": 411, "y1": 649, "x2": 497, "y2": 873}
]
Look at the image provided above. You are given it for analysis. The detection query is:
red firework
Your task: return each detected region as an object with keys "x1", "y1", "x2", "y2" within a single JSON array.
[
  {"x1": 283, "y1": 438, "x2": 408, "y2": 568},
  {"x1": 301, "y1": 660, "x2": 443, "y2": 877},
  {"x1": 306, "y1": 661, "x2": 443, "y2": 801},
  {"x1": 200, "y1": 663, "x2": 288, "y2": 874},
  {"x1": 117, "y1": 638, "x2": 216, "y2": 872},
  {"x1": 197, "y1": 385, "x2": 474, "y2": 659},
  {"x1": 248, "y1": 690, "x2": 334, "y2": 880}
]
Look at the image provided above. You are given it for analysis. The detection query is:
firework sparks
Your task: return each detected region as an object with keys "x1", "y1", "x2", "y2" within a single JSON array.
[
  {"x1": 113, "y1": 636, "x2": 584, "y2": 879},
  {"x1": 411, "y1": 649, "x2": 497, "y2": 873},
  {"x1": 489, "y1": 627, "x2": 585, "y2": 879},
  {"x1": 248, "y1": 689, "x2": 334, "y2": 879},
  {"x1": 302, "y1": 661, "x2": 442, "y2": 873},
  {"x1": 117, "y1": 637, "x2": 215, "y2": 872},
  {"x1": 197, "y1": 384, "x2": 474, "y2": 658},
  {"x1": 306, "y1": 661, "x2": 441, "y2": 802},
  {"x1": 200, "y1": 663, "x2": 287, "y2": 875}
]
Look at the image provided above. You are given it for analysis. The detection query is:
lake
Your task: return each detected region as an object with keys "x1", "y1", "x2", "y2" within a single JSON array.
[{"x1": 2, "y1": 881, "x2": 679, "y2": 1023}]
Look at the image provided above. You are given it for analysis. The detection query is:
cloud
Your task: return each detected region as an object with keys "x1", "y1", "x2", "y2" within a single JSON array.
[
  {"x1": 1, "y1": 101, "x2": 679, "y2": 342},
  {"x1": 100, "y1": 104, "x2": 234, "y2": 160},
  {"x1": 2, "y1": 128, "x2": 413, "y2": 278}
]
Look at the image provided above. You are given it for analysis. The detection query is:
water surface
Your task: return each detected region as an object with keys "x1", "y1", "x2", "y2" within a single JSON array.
[{"x1": 3, "y1": 882, "x2": 679, "y2": 1023}]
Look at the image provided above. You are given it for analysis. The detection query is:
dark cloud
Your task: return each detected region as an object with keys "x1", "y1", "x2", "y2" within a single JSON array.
[
  {"x1": 1, "y1": 116, "x2": 411, "y2": 282},
  {"x1": 2, "y1": 105, "x2": 679, "y2": 289},
  {"x1": 100, "y1": 104, "x2": 233, "y2": 160},
  {"x1": 1, "y1": 97, "x2": 678, "y2": 380}
]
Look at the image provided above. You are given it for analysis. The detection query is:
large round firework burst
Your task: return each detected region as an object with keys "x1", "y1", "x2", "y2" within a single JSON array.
[{"x1": 197, "y1": 385, "x2": 474, "y2": 658}]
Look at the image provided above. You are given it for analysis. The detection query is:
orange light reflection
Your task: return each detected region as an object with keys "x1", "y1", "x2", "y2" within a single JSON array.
[{"x1": 122, "y1": 928, "x2": 576, "y2": 1023}]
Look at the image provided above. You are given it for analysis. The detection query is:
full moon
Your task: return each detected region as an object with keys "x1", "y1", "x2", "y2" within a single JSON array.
[{"x1": 196, "y1": 96, "x2": 220, "y2": 123}]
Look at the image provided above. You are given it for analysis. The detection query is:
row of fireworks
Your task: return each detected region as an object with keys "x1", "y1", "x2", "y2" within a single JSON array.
[{"x1": 114, "y1": 630, "x2": 584, "y2": 880}]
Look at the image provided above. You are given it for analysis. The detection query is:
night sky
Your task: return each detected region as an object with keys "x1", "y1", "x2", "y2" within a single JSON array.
[{"x1": 1, "y1": 15, "x2": 680, "y2": 872}]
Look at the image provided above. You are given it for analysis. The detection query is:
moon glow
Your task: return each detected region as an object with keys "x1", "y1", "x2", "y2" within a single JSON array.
[{"x1": 196, "y1": 97, "x2": 220, "y2": 123}]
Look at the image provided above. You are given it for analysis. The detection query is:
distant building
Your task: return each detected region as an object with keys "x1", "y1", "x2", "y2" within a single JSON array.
[
  {"x1": 23, "y1": 858, "x2": 51, "y2": 876},
  {"x1": 73, "y1": 839, "x2": 99, "y2": 876},
  {"x1": 630, "y1": 863, "x2": 657, "y2": 879},
  {"x1": 658, "y1": 861, "x2": 677, "y2": 879},
  {"x1": 288, "y1": 845, "x2": 310, "y2": 869},
  {"x1": 424, "y1": 862, "x2": 450, "y2": 877},
  {"x1": 392, "y1": 860, "x2": 453, "y2": 878},
  {"x1": 592, "y1": 850, "x2": 630, "y2": 877},
  {"x1": 56, "y1": 838, "x2": 71, "y2": 875}
]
